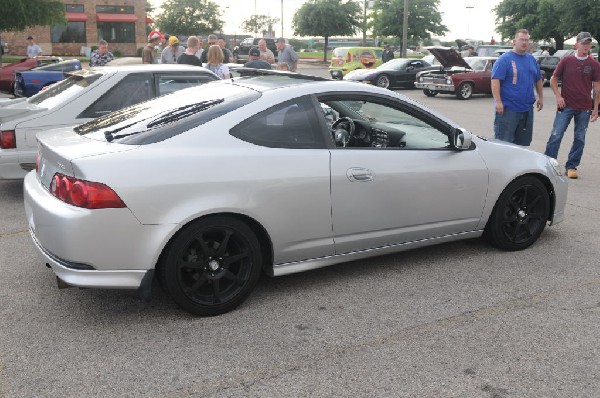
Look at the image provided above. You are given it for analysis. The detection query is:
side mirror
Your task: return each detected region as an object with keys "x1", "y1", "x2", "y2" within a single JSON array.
[{"x1": 450, "y1": 128, "x2": 472, "y2": 150}]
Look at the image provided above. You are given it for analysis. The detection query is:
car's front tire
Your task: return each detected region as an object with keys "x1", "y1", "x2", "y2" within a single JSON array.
[
  {"x1": 375, "y1": 74, "x2": 390, "y2": 89},
  {"x1": 456, "y1": 82, "x2": 473, "y2": 100},
  {"x1": 485, "y1": 176, "x2": 550, "y2": 251},
  {"x1": 423, "y1": 88, "x2": 438, "y2": 97},
  {"x1": 160, "y1": 216, "x2": 262, "y2": 316}
]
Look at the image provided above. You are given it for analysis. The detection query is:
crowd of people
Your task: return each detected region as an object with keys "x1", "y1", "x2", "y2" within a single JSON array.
[{"x1": 138, "y1": 30, "x2": 298, "y2": 74}]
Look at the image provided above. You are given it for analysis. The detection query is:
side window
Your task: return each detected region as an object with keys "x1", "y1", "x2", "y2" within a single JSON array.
[
  {"x1": 78, "y1": 73, "x2": 153, "y2": 119},
  {"x1": 230, "y1": 96, "x2": 326, "y2": 149},
  {"x1": 320, "y1": 97, "x2": 451, "y2": 150},
  {"x1": 157, "y1": 75, "x2": 215, "y2": 96}
]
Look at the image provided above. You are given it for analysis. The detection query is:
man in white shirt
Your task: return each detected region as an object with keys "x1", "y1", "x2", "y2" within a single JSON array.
[{"x1": 26, "y1": 36, "x2": 43, "y2": 58}]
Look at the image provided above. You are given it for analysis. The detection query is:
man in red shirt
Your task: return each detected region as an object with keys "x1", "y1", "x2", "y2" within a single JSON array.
[{"x1": 544, "y1": 32, "x2": 600, "y2": 179}]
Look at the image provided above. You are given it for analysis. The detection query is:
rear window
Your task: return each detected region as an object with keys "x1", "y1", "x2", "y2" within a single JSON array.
[
  {"x1": 333, "y1": 48, "x2": 348, "y2": 58},
  {"x1": 74, "y1": 82, "x2": 260, "y2": 145},
  {"x1": 28, "y1": 71, "x2": 103, "y2": 109}
]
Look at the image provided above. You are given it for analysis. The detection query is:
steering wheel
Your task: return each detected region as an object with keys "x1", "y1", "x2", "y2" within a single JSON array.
[{"x1": 331, "y1": 117, "x2": 355, "y2": 147}]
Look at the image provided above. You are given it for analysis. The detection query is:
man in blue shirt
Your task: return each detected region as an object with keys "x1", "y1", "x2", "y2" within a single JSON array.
[{"x1": 491, "y1": 29, "x2": 544, "y2": 146}]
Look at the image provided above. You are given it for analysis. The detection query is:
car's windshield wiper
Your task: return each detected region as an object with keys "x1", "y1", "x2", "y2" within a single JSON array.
[
  {"x1": 104, "y1": 122, "x2": 137, "y2": 142},
  {"x1": 146, "y1": 99, "x2": 224, "y2": 129}
]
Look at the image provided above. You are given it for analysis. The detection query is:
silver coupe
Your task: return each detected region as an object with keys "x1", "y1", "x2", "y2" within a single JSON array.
[{"x1": 24, "y1": 71, "x2": 568, "y2": 316}]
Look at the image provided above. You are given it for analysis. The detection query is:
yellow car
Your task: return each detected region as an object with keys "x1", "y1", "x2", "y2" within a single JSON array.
[{"x1": 329, "y1": 47, "x2": 383, "y2": 79}]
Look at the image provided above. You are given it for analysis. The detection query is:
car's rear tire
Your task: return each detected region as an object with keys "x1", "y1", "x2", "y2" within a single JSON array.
[
  {"x1": 484, "y1": 176, "x2": 549, "y2": 251},
  {"x1": 456, "y1": 82, "x2": 473, "y2": 100},
  {"x1": 160, "y1": 216, "x2": 262, "y2": 316},
  {"x1": 375, "y1": 74, "x2": 390, "y2": 89},
  {"x1": 423, "y1": 88, "x2": 438, "y2": 97}
]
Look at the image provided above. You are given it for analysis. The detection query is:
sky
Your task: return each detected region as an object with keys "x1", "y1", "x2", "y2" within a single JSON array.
[{"x1": 151, "y1": 0, "x2": 503, "y2": 42}]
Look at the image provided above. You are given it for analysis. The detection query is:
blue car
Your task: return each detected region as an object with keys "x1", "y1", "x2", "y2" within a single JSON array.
[{"x1": 14, "y1": 59, "x2": 82, "y2": 97}]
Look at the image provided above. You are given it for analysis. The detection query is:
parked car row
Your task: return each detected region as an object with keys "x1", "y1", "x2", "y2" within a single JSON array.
[
  {"x1": 14, "y1": 59, "x2": 82, "y2": 97},
  {"x1": 0, "y1": 56, "x2": 63, "y2": 93},
  {"x1": 0, "y1": 65, "x2": 219, "y2": 179}
]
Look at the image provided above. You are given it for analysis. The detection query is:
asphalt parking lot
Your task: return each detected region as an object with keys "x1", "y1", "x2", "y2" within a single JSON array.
[{"x1": 1, "y1": 62, "x2": 600, "y2": 397}]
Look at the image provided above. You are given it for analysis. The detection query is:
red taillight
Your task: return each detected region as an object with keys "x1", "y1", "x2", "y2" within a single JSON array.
[
  {"x1": 0, "y1": 130, "x2": 16, "y2": 149},
  {"x1": 36, "y1": 152, "x2": 40, "y2": 172},
  {"x1": 49, "y1": 173, "x2": 126, "y2": 209}
]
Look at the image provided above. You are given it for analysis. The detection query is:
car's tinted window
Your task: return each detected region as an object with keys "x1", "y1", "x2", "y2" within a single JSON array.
[
  {"x1": 157, "y1": 75, "x2": 216, "y2": 96},
  {"x1": 75, "y1": 83, "x2": 261, "y2": 145},
  {"x1": 230, "y1": 96, "x2": 326, "y2": 149},
  {"x1": 78, "y1": 73, "x2": 153, "y2": 119},
  {"x1": 28, "y1": 73, "x2": 102, "y2": 109}
]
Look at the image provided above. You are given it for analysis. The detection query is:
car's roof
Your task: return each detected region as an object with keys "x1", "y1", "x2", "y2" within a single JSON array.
[{"x1": 86, "y1": 64, "x2": 218, "y2": 74}]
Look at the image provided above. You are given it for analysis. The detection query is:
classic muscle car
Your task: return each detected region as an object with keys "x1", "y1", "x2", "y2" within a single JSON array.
[
  {"x1": 14, "y1": 59, "x2": 82, "y2": 97},
  {"x1": 414, "y1": 47, "x2": 496, "y2": 100}
]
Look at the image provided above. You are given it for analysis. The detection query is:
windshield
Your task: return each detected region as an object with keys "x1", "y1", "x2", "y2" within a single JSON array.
[
  {"x1": 465, "y1": 58, "x2": 487, "y2": 71},
  {"x1": 377, "y1": 59, "x2": 409, "y2": 70},
  {"x1": 28, "y1": 71, "x2": 104, "y2": 109}
]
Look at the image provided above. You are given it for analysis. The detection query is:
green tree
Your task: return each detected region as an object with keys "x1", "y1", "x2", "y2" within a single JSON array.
[
  {"x1": 371, "y1": 0, "x2": 448, "y2": 46},
  {"x1": 0, "y1": 0, "x2": 65, "y2": 31},
  {"x1": 494, "y1": 0, "x2": 566, "y2": 49},
  {"x1": 292, "y1": 0, "x2": 362, "y2": 62},
  {"x1": 241, "y1": 15, "x2": 280, "y2": 35},
  {"x1": 155, "y1": 0, "x2": 223, "y2": 37},
  {"x1": 556, "y1": 0, "x2": 600, "y2": 43},
  {"x1": 494, "y1": 0, "x2": 600, "y2": 50}
]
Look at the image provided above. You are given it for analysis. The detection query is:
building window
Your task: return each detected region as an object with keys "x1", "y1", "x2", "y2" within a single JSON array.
[
  {"x1": 96, "y1": 5, "x2": 134, "y2": 14},
  {"x1": 97, "y1": 22, "x2": 135, "y2": 43},
  {"x1": 66, "y1": 4, "x2": 84, "y2": 12},
  {"x1": 51, "y1": 22, "x2": 86, "y2": 43}
]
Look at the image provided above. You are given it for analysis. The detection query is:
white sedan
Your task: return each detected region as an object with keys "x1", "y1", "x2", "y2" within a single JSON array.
[
  {"x1": 0, "y1": 65, "x2": 218, "y2": 179},
  {"x1": 24, "y1": 71, "x2": 568, "y2": 316}
]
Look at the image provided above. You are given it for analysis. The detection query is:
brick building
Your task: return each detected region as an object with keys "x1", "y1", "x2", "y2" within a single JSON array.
[{"x1": 2, "y1": 0, "x2": 149, "y2": 57}]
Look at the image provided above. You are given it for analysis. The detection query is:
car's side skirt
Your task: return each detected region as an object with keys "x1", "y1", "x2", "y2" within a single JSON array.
[{"x1": 272, "y1": 230, "x2": 483, "y2": 276}]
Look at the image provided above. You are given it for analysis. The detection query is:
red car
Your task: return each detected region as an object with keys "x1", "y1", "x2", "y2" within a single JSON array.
[
  {"x1": 414, "y1": 47, "x2": 496, "y2": 100},
  {"x1": 0, "y1": 56, "x2": 62, "y2": 93}
]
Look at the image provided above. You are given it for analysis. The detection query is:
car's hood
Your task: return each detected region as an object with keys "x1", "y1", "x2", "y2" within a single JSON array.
[
  {"x1": 344, "y1": 69, "x2": 376, "y2": 79},
  {"x1": 426, "y1": 47, "x2": 471, "y2": 69}
]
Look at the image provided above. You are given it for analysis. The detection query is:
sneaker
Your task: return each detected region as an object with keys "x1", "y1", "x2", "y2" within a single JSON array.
[{"x1": 567, "y1": 168, "x2": 578, "y2": 179}]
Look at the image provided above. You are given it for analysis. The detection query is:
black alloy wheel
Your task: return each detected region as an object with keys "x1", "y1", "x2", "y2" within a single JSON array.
[
  {"x1": 160, "y1": 216, "x2": 262, "y2": 316},
  {"x1": 485, "y1": 177, "x2": 550, "y2": 251}
]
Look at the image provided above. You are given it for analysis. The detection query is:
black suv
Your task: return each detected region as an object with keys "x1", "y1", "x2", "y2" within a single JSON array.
[{"x1": 233, "y1": 38, "x2": 277, "y2": 63}]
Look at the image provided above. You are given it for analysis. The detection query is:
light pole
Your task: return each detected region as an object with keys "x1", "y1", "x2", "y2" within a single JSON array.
[
  {"x1": 281, "y1": 0, "x2": 284, "y2": 37},
  {"x1": 401, "y1": 0, "x2": 408, "y2": 58},
  {"x1": 465, "y1": 6, "x2": 474, "y2": 38}
]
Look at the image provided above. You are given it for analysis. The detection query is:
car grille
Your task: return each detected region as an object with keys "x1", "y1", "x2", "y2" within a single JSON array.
[{"x1": 420, "y1": 76, "x2": 447, "y2": 84}]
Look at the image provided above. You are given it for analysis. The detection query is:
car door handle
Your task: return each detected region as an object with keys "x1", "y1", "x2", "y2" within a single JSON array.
[{"x1": 347, "y1": 167, "x2": 374, "y2": 182}]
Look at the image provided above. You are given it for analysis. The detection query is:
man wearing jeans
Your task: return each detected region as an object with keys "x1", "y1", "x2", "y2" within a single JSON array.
[
  {"x1": 491, "y1": 29, "x2": 544, "y2": 146},
  {"x1": 544, "y1": 32, "x2": 600, "y2": 179}
]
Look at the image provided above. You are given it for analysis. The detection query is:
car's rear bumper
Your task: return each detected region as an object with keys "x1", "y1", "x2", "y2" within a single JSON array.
[
  {"x1": 0, "y1": 150, "x2": 28, "y2": 179},
  {"x1": 414, "y1": 82, "x2": 455, "y2": 93},
  {"x1": 23, "y1": 170, "x2": 173, "y2": 289}
]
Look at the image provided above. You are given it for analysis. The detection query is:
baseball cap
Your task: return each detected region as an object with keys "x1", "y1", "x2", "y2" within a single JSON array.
[
  {"x1": 249, "y1": 47, "x2": 260, "y2": 56},
  {"x1": 577, "y1": 32, "x2": 592, "y2": 43},
  {"x1": 148, "y1": 30, "x2": 163, "y2": 40},
  {"x1": 169, "y1": 36, "x2": 179, "y2": 46}
]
